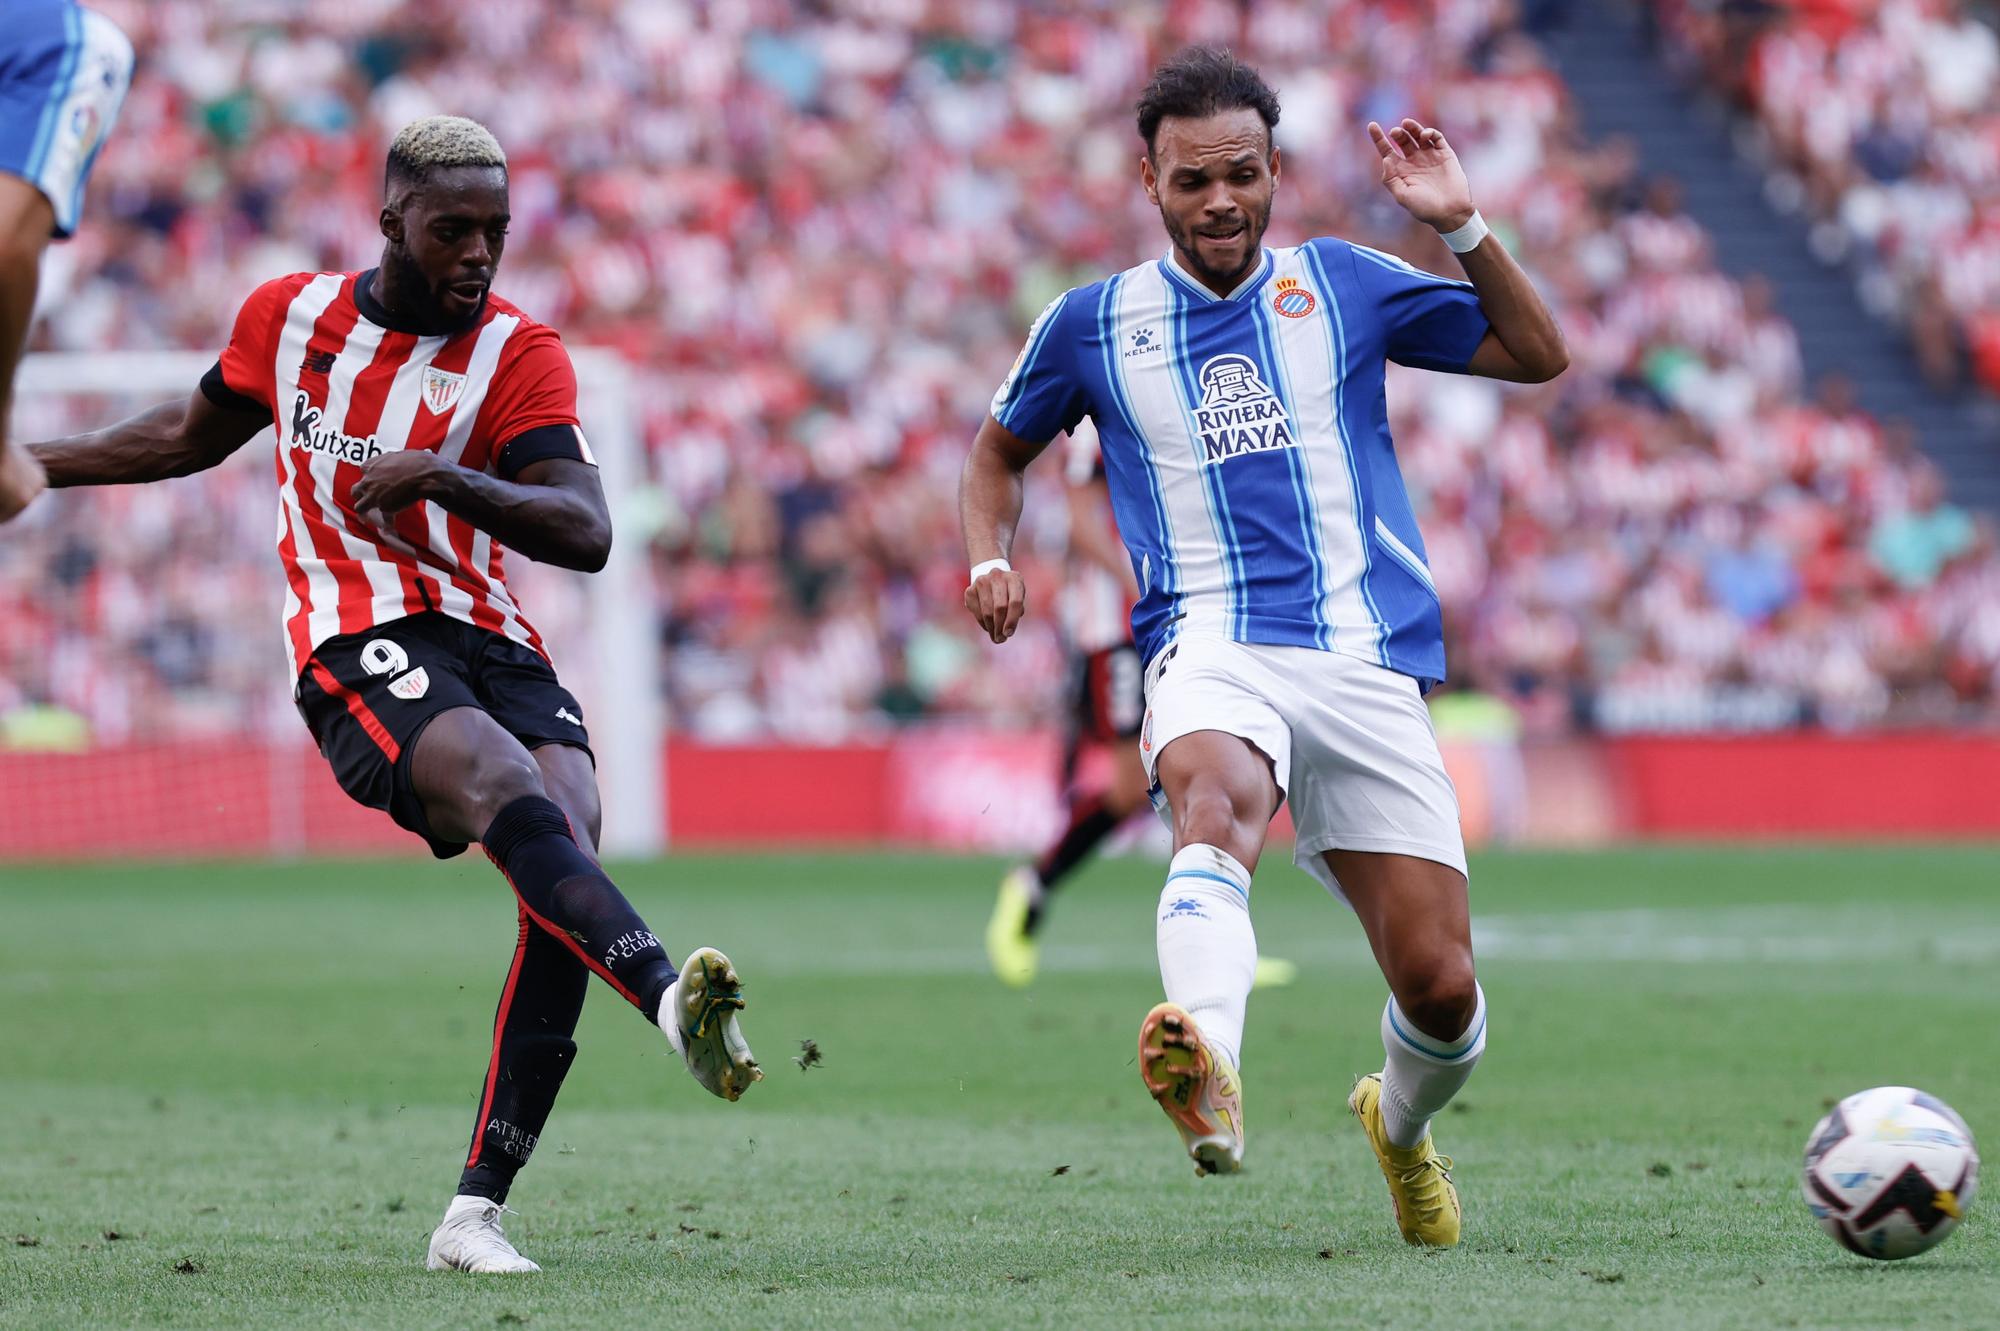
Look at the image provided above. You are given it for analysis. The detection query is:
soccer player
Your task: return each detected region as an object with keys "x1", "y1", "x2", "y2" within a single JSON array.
[
  {"x1": 985, "y1": 420, "x2": 1153, "y2": 987},
  {"x1": 0, "y1": 0, "x2": 131, "y2": 521},
  {"x1": 24, "y1": 117, "x2": 762, "y2": 1274},
  {"x1": 960, "y1": 49, "x2": 1566, "y2": 1247}
]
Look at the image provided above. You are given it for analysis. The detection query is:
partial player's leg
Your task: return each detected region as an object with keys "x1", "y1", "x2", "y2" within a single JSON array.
[
  {"x1": 468, "y1": 635, "x2": 764, "y2": 1110},
  {"x1": 0, "y1": 4, "x2": 132, "y2": 521},
  {"x1": 1334, "y1": 852, "x2": 1481, "y2": 1248},
  {"x1": 989, "y1": 646, "x2": 1150, "y2": 985},
  {"x1": 1130, "y1": 639, "x2": 1293, "y2": 1174},
  {"x1": 430, "y1": 744, "x2": 604, "y2": 1274},
  {"x1": 1137, "y1": 728, "x2": 1277, "y2": 1175},
  {"x1": 0, "y1": 176, "x2": 55, "y2": 521},
  {"x1": 426, "y1": 908, "x2": 584, "y2": 1274},
  {"x1": 413, "y1": 708, "x2": 679, "y2": 1011},
  {"x1": 1275, "y1": 645, "x2": 1480, "y2": 1247},
  {"x1": 412, "y1": 708, "x2": 762, "y2": 1103}
]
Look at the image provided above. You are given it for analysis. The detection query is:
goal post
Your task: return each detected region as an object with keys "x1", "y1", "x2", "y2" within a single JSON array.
[{"x1": 7, "y1": 349, "x2": 666, "y2": 858}]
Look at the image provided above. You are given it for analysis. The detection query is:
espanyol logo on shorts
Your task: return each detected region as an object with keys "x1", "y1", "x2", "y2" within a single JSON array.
[
  {"x1": 388, "y1": 668, "x2": 430, "y2": 700},
  {"x1": 1194, "y1": 353, "x2": 1296, "y2": 465},
  {"x1": 421, "y1": 366, "x2": 467, "y2": 415}
]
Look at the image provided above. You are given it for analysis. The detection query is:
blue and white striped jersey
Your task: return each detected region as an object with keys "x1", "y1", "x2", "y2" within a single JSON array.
[{"x1": 990, "y1": 239, "x2": 1489, "y2": 688}]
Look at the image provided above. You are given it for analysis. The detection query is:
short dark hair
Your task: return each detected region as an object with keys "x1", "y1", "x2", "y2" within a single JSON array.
[{"x1": 1135, "y1": 47, "x2": 1281, "y2": 156}]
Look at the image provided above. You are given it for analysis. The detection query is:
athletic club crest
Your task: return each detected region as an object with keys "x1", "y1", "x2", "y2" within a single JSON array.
[
  {"x1": 1272, "y1": 276, "x2": 1316, "y2": 318},
  {"x1": 387, "y1": 667, "x2": 430, "y2": 700},
  {"x1": 421, "y1": 366, "x2": 467, "y2": 415}
]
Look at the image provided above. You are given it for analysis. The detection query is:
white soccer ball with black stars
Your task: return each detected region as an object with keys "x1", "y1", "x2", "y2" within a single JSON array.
[{"x1": 1801, "y1": 1085, "x2": 1979, "y2": 1260}]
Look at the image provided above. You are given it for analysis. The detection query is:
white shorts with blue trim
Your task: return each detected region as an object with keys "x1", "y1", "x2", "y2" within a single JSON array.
[
  {"x1": 0, "y1": 2, "x2": 132, "y2": 238},
  {"x1": 1139, "y1": 635, "x2": 1468, "y2": 902}
]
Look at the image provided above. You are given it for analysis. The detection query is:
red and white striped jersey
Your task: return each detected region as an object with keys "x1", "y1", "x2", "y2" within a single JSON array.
[{"x1": 213, "y1": 270, "x2": 595, "y2": 679}]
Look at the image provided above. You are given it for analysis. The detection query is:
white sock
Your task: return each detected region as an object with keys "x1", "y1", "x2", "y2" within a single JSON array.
[
  {"x1": 1155, "y1": 844, "x2": 1257, "y2": 1070},
  {"x1": 1379, "y1": 982, "x2": 1487, "y2": 1148}
]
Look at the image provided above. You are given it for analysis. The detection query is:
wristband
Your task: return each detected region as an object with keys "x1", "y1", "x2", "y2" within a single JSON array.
[
  {"x1": 1438, "y1": 210, "x2": 1490, "y2": 254},
  {"x1": 969, "y1": 558, "x2": 1012, "y2": 583}
]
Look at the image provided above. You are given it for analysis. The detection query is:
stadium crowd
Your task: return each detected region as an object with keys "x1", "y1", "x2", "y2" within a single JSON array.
[
  {"x1": 3, "y1": 0, "x2": 1999, "y2": 745},
  {"x1": 1657, "y1": 0, "x2": 2000, "y2": 395}
]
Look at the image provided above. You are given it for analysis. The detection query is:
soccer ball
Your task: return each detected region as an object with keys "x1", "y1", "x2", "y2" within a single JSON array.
[{"x1": 1801, "y1": 1085, "x2": 1979, "y2": 1260}]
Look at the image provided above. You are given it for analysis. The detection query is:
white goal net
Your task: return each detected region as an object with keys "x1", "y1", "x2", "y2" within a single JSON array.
[{"x1": 1, "y1": 349, "x2": 664, "y2": 858}]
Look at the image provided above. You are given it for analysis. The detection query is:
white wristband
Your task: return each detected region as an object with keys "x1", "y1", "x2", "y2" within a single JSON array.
[
  {"x1": 969, "y1": 558, "x2": 1012, "y2": 583},
  {"x1": 1438, "y1": 210, "x2": 1490, "y2": 254}
]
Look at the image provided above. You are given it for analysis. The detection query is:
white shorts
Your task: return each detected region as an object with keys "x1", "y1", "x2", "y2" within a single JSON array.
[{"x1": 1139, "y1": 636, "x2": 1467, "y2": 900}]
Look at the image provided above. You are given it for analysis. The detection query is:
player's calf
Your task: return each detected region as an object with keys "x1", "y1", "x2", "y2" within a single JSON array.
[{"x1": 480, "y1": 794, "x2": 681, "y2": 1022}]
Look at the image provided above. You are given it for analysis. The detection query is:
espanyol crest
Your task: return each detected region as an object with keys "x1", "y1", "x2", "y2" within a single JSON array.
[{"x1": 421, "y1": 366, "x2": 467, "y2": 415}]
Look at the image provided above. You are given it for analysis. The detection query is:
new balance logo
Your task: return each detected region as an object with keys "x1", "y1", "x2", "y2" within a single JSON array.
[
  {"x1": 300, "y1": 350, "x2": 336, "y2": 375},
  {"x1": 556, "y1": 706, "x2": 582, "y2": 727}
]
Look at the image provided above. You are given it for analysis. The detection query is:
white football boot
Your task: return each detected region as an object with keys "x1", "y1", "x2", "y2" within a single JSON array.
[
  {"x1": 425, "y1": 1196, "x2": 540, "y2": 1273},
  {"x1": 659, "y1": 946, "x2": 763, "y2": 1102}
]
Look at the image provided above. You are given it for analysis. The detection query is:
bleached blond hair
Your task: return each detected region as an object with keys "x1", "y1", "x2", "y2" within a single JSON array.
[{"x1": 384, "y1": 115, "x2": 507, "y2": 198}]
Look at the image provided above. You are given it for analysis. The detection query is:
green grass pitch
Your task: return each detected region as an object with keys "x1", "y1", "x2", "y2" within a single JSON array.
[{"x1": 2, "y1": 846, "x2": 1995, "y2": 1329}]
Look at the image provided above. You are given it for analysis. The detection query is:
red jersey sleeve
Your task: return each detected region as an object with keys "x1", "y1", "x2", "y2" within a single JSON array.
[
  {"x1": 480, "y1": 323, "x2": 594, "y2": 478},
  {"x1": 485, "y1": 325, "x2": 582, "y2": 438},
  {"x1": 217, "y1": 274, "x2": 311, "y2": 409}
]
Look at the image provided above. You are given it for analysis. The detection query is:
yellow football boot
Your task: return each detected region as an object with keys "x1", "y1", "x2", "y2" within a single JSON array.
[
  {"x1": 1348, "y1": 1072, "x2": 1461, "y2": 1247},
  {"x1": 1138, "y1": 1002, "x2": 1244, "y2": 1176},
  {"x1": 1252, "y1": 956, "x2": 1299, "y2": 989},
  {"x1": 985, "y1": 868, "x2": 1040, "y2": 988}
]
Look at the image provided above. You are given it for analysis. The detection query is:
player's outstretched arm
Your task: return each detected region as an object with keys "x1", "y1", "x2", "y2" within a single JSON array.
[
  {"x1": 351, "y1": 452, "x2": 611, "y2": 573},
  {"x1": 1368, "y1": 118, "x2": 1568, "y2": 384},
  {"x1": 30, "y1": 388, "x2": 268, "y2": 488},
  {"x1": 959, "y1": 412, "x2": 1047, "y2": 644}
]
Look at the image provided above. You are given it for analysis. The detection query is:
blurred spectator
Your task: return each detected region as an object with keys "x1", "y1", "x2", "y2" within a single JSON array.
[{"x1": 1659, "y1": 0, "x2": 2000, "y2": 394}]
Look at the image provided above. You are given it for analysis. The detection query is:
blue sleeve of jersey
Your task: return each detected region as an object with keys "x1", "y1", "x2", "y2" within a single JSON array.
[
  {"x1": 989, "y1": 290, "x2": 1087, "y2": 443},
  {"x1": 1341, "y1": 241, "x2": 1490, "y2": 374}
]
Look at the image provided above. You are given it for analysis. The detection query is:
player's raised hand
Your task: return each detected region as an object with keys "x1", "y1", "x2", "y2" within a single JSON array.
[
  {"x1": 352, "y1": 449, "x2": 449, "y2": 526},
  {"x1": 1368, "y1": 118, "x2": 1475, "y2": 233},
  {"x1": 964, "y1": 566, "x2": 1028, "y2": 644},
  {"x1": 0, "y1": 440, "x2": 47, "y2": 522}
]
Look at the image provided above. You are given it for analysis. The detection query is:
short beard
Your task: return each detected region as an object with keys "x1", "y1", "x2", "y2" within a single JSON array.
[
  {"x1": 384, "y1": 243, "x2": 485, "y2": 335},
  {"x1": 1162, "y1": 195, "x2": 1272, "y2": 291}
]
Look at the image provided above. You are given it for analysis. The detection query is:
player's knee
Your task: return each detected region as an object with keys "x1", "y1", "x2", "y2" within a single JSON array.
[
  {"x1": 1173, "y1": 778, "x2": 1229, "y2": 840},
  {"x1": 1398, "y1": 952, "x2": 1478, "y2": 1041},
  {"x1": 463, "y1": 752, "x2": 548, "y2": 829},
  {"x1": 1173, "y1": 777, "x2": 1260, "y2": 862}
]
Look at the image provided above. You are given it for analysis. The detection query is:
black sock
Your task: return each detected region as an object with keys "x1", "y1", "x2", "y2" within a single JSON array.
[
  {"x1": 480, "y1": 795, "x2": 678, "y2": 1023},
  {"x1": 458, "y1": 914, "x2": 588, "y2": 1203},
  {"x1": 1028, "y1": 795, "x2": 1119, "y2": 933}
]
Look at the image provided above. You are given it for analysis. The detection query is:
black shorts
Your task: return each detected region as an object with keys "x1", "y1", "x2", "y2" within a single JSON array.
[
  {"x1": 1072, "y1": 643, "x2": 1145, "y2": 743},
  {"x1": 295, "y1": 612, "x2": 592, "y2": 859}
]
